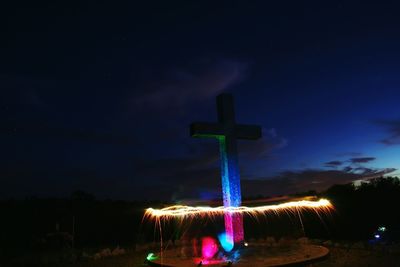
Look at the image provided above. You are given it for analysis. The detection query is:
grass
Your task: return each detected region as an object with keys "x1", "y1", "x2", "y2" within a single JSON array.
[
  {"x1": 315, "y1": 247, "x2": 400, "y2": 267},
  {"x1": 75, "y1": 251, "x2": 148, "y2": 267},
  {"x1": 1, "y1": 248, "x2": 148, "y2": 267},
  {"x1": 2, "y1": 246, "x2": 400, "y2": 267}
]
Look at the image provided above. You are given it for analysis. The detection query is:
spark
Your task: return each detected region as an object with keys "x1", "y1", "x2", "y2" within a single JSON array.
[{"x1": 145, "y1": 198, "x2": 333, "y2": 219}]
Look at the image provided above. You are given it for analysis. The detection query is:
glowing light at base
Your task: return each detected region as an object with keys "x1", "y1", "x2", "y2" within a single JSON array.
[
  {"x1": 145, "y1": 198, "x2": 333, "y2": 218},
  {"x1": 201, "y1": 237, "x2": 219, "y2": 259},
  {"x1": 146, "y1": 252, "x2": 158, "y2": 261},
  {"x1": 218, "y1": 232, "x2": 234, "y2": 252}
]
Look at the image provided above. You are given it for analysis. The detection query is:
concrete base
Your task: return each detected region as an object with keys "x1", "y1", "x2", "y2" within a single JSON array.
[{"x1": 147, "y1": 244, "x2": 329, "y2": 267}]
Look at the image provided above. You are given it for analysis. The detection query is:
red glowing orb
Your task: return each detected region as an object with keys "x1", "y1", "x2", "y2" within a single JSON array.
[{"x1": 201, "y1": 236, "x2": 219, "y2": 259}]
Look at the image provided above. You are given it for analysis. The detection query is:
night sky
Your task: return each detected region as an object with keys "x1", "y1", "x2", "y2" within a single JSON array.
[{"x1": 2, "y1": 1, "x2": 400, "y2": 200}]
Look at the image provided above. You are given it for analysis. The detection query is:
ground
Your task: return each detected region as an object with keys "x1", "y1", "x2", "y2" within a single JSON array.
[
  {"x1": 79, "y1": 247, "x2": 400, "y2": 267},
  {"x1": 84, "y1": 247, "x2": 400, "y2": 267},
  {"x1": 3, "y1": 245, "x2": 400, "y2": 267},
  {"x1": 314, "y1": 247, "x2": 400, "y2": 267}
]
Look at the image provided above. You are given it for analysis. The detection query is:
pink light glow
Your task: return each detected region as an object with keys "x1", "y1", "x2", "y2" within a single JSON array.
[
  {"x1": 224, "y1": 213, "x2": 234, "y2": 250},
  {"x1": 201, "y1": 237, "x2": 219, "y2": 259}
]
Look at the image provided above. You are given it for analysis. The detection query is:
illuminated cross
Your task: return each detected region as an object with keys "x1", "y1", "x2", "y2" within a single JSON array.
[{"x1": 190, "y1": 93, "x2": 262, "y2": 250}]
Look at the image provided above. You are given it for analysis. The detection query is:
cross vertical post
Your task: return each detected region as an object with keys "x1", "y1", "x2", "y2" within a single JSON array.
[{"x1": 190, "y1": 93, "x2": 262, "y2": 250}]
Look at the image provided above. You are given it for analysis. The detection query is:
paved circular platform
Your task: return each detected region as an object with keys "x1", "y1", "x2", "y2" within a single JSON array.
[{"x1": 147, "y1": 244, "x2": 329, "y2": 267}]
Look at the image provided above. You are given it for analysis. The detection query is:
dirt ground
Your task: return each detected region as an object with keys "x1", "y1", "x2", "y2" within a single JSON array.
[
  {"x1": 77, "y1": 246, "x2": 400, "y2": 267},
  {"x1": 314, "y1": 246, "x2": 400, "y2": 267},
  {"x1": 2, "y1": 246, "x2": 400, "y2": 267}
]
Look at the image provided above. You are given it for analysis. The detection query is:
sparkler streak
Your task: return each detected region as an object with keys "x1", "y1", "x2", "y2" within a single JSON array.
[{"x1": 146, "y1": 199, "x2": 332, "y2": 219}]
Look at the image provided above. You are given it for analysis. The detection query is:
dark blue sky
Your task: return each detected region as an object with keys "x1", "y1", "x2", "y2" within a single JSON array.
[{"x1": 1, "y1": 1, "x2": 400, "y2": 200}]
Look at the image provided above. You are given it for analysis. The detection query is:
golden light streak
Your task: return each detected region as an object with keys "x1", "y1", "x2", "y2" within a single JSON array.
[{"x1": 145, "y1": 198, "x2": 333, "y2": 219}]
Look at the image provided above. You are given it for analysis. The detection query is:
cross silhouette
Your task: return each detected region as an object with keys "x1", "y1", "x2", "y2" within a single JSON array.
[{"x1": 190, "y1": 93, "x2": 262, "y2": 249}]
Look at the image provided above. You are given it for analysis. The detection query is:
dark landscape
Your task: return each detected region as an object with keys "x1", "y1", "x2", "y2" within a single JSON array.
[
  {"x1": 3, "y1": 1, "x2": 400, "y2": 266},
  {"x1": 1, "y1": 177, "x2": 400, "y2": 266}
]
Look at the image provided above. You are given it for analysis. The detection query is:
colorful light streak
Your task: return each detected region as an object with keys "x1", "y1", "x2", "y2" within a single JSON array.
[
  {"x1": 145, "y1": 198, "x2": 333, "y2": 219},
  {"x1": 219, "y1": 135, "x2": 243, "y2": 247}
]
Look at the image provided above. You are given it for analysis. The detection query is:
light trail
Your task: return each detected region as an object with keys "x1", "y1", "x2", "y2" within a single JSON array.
[{"x1": 145, "y1": 198, "x2": 333, "y2": 219}]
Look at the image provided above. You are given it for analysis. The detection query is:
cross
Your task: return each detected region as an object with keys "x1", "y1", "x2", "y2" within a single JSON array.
[{"x1": 190, "y1": 93, "x2": 262, "y2": 250}]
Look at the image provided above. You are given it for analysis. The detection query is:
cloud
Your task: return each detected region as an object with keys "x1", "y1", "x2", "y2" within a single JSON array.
[
  {"x1": 375, "y1": 119, "x2": 400, "y2": 145},
  {"x1": 3, "y1": 148, "x2": 395, "y2": 201},
  {"x1": 342, "y1": 166, "x2": 353, "y2": 172},
  {"x1": 324, "y1": 156, "x2": 376, "y2": 170},
  {"x1": 238, "y1": 127, "x2": 287, "y2": 160},
  {"x1": 335, "y1": 152, "x2": 363, "y2": 157},
  {"x1": 349, "y1": 157, "x2": 376, "y2": 164},
  {"x1": 324, "y1": 160, "x2": 343, "y2": 167},
  {"x1": 130, "y1": 129, "x2": 288, "y2": 200},
  {"x1": 131, "y1": 59, "x2": 248, "y2": 109},
  {"x1": 241, "y1": 167, "x2": 396, "y2": 198},
  {"x1": 130, "y1": 139, "x2": 395, "y2": 200}
]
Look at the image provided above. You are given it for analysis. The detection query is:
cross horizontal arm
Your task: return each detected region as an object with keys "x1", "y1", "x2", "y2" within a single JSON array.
[
  {"x1": 235, "y1": 124, "x2": 262, "y2": 140},
  {"x1": 190, "y1": 122, "x2": 224, "y2": 138}
]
